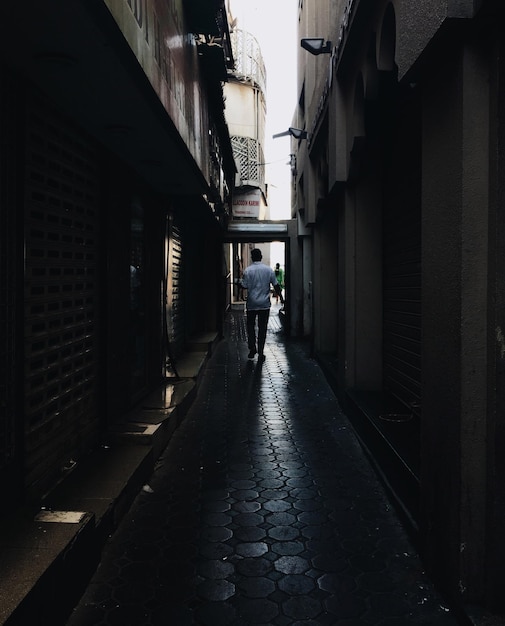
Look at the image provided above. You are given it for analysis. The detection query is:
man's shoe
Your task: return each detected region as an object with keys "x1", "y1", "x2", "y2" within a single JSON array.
[
  {"x1": 248, "y1": 350, "x2": 256, "y2": 360},
  {"x1": 258, "y1": 354, "x2": 266, "y2": 363}
]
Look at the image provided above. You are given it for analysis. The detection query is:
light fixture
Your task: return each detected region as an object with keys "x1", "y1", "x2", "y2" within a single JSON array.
[
  {"x1": 300, "y1": 38, "x2": 332, "y2": 55},
  {"x1": 272, "y1": 127, "x2": 308, "y2": 140}
]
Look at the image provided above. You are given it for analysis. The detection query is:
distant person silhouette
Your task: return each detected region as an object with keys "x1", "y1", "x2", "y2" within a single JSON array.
[
  {"x1": 240, "y1": 249, "x2": 283, "y2": 362},
  {"x1": 273, "y1": 263, "x2": 284, "y2": 303}
]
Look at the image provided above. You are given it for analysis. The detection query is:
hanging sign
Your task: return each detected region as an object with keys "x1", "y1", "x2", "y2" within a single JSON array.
[{"x1": 232, "y1": 189, "x2": 264, "y2": 219}]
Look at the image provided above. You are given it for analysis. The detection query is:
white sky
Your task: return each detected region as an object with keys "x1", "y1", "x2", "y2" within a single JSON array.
[{"x1": 229, "y1": 0, "x2": 298, "y2": 220}]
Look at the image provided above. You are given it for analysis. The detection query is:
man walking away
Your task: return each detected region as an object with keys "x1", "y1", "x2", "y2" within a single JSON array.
[{"x1": 240, "y1": 248, "x2": 283, "y2": 362}]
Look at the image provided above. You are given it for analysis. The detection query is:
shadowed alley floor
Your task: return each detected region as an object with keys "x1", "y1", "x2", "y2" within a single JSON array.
[{"x1": 66, "y1": 306, "x2": 459, "y2": 625}]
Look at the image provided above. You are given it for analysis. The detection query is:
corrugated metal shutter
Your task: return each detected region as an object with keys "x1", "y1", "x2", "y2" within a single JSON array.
[
  {"x1": 167, "y1": 217, "x2": 184, "y2": 358},
  {"x1": 24, "y1": 95, "x2": 101, "y2": 491},
  {"x1": 0, "y1": 69, "x2": 19, "y2": 487},
  {"x1": 383, "y1": 206, "x2": 421, "y2": 413}
]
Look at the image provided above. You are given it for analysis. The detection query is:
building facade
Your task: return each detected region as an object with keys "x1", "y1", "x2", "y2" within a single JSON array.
[
  {"x1": 0, "y1": 0, "x2": 235, "y2": 505},
  {"x1": 293, "y1": 0, "x2": 504, "y2": 617},
  {"x1": 224, "y1": 14, "x2": 270, "y2": 298}
]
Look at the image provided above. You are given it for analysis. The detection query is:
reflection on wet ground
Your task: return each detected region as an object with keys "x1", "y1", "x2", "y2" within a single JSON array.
[{"x1": 67, "y1": 307, "x2": 458, "y2": 625}]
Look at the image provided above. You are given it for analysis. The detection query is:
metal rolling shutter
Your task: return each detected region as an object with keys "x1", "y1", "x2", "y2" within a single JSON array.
[
  {"x1": 167, "y1": 218, "x2": 185, "y2": 358},
  {"x1": 0, "y1": 69, "x2": 19, "y2": 489},
  {"x1": 24, "y1": 96, "x2": 101, "y2": 491},
  {"x1": 383, "y1": 207, "x2": 421, "y2": 413}
]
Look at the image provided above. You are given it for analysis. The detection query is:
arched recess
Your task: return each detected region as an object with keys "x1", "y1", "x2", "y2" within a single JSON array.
[
  {"x1": 364, "y1": 37, "x2": 380, "y2": 102},
  {"x1": 348, "y1": 73, "x2": 366, "y2": 181},
  {"x1": 352, "y1": 73, "x2": 366, "y2": 139},
  {"x1": 377, "y1": 3, "x2": 397, "y2": 72}
]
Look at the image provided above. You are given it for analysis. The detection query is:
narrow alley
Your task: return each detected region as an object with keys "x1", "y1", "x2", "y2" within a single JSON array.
[{"x1": 66, "y1": 307, "x2": 458, "y2": 626}]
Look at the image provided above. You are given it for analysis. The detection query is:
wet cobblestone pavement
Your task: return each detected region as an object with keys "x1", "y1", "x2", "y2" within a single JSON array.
[{"x1": 67, "y1": 308, "x2": 460, "y2": 625}]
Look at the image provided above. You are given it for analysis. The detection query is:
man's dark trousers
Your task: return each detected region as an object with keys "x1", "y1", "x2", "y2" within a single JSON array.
[{"x1": 246, "y1": 309, "x2": 269, "y2": 355}]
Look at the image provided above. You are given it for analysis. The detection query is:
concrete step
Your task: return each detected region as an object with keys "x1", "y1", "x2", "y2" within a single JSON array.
[
  {"x1": 0, "y1": 444, "x2": 152, "y2": 625},
  {"x1": 0, "y1": 337, "x2": 220, "y2": 625}
]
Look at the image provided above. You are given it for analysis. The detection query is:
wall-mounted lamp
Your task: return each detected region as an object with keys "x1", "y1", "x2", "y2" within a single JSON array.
[
  {"x1": 272, "y1": 127, "x2": 308, "y2": 140},
  {"x1": 300, "y1": 38, "x2": 332, "y2": 55}
]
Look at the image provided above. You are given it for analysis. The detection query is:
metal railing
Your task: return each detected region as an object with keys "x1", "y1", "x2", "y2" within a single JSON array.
[{"x1": 230, "y1": 28, "x2": 266, "y2": 95}]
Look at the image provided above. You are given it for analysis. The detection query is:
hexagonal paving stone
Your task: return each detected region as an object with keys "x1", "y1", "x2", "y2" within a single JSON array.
[
  {"x1": 198, "y1": 559, "x2": 235, "y2": 579},
  {"x1": 232, "y1": 501, "x2": 261, "y2": 513},
  {"x1": 282, "y1": 468, "x2": 309, "y2": 479},
  {"x1": 231, "y1": 479, "x2": 257, "y2": 490},
  {"x1": 200, "y1": 527, "x2": 233, "y2": 543},
  {"x1": 263, "y1": 499, "x2": 292, "y2": 512},
  {"x1": 259, "y1": 478, "x2": 286, "y2": 489},
  {"x1": 271, "y1": 541, "x2": 304, "y2": 556},
  {"x1": 369, "y1": 592, "x2": 410, "y2": 617},
  {"x1": 311, "y1": 553, "x2": 349, "y2": 573},
  {"x1": 201, "y1": 488, "x2": 230, "y2": 501},
  {"x1": 202, "y1": 500, "x2": 231, "y2": 513},
  {"x1": 236, "y1": 557, "x2": 272, "y2": 577},
  {"x1": 257, "y1": 469, "x2": 282, "y2": 479},
  {"x1": 324, "y1": 593, "x2": 369, "y2": 619},
  {"x1": 234, "y1": 512, "x2": 265, "y2": 527},
  {"x1": 67, "y1": 314, "x2": 461, "y2": 626},
  {"x1": 202, "y1": 512, "x2": 232, "y2": 527},
  {"x1": 229, "y1": 463, "x2": 254, "y2": 472},
  {"x1": 197, "y1": 579, "x2": 235, "y2": 601},
  {"x1": 286, "y1": 477, "x2": 314, "y2": 488},
  {"x1": 360, "y1": 571, "x2": 396, "y2": 592},
  {"x1": 266, "y1": 511, "x2": 297, "y2": 526},
  {"x1": 274, "y1": 555, "x2": 310, "y2": 575},
  {"x1": 234, "y1": 526, "x2": 267, "y2": 542},
  {"x1": 235, "y1": 598, "x2": 279, "y2": 623},
  {"x1": 268, "y1": 526, "x2": 301, "y2": 541},
  {"x1": 293, "y1": 499, "x2": 322, "y2": 512},
  {"x1": 236, "y1": 542, "x2": 269, "y2": 557},
  {"x1": 196, "y1": 602, "x2": 237, "y2": 625},
  {"x1": 231, "y1": 489, "x2": 260, "y2": 501},
  {"x1": 300, "y1": 524, "x2": 335, "y2": 540},
  {"x1": 237, "y1": 576, "x2": 276, "y2": 598},
  {"x1": 290, "y1": 487, "x2": 316, "y2": 500},
  {"x1": 278, "y1": 574, "x2": 316, "y2": 595},
  {"x1": 278, "y1": 461, "x2": 305, "y2": 470},
  {"x1": 282, "y1": 595, "x2": 323, "y2": 620},
  {"x1": 199, "y1": 542, "x2": 233, "y2": 560},
  {"x1": 297, "y1": 510, "x2": 330, "y2": 525},
  {"x1": 318, "y1": 573, "x2": 358, "y2": 594},
  {"x1": 261, "y1": 489, "x2": 289, "y2": 500},
  {"x1": 349, "y1": 552, "x2": 388, "y2": 573}
]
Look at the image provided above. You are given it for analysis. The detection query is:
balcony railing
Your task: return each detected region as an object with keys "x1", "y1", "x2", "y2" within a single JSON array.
[
  {"x1": 231, "y1": 135, "x2": 265, "y2": 190},
  {"x1": 230, "y1": 29, "x2": 266, "y2": 95}
]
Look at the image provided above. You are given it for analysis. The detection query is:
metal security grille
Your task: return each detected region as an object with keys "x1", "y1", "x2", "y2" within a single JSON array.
[
  {"x1": 231, "y1": 135, "x2": 264, "y2": 188},
  {"x1": 0, "y1": 70, "x2": 17, "y2": 475},
  {"x1": 24, "y1": 97, "x2": 101, "y2": 490},
  {"x1": 381, "y1": 83, "x2": 422, "y2": 416},
  {"x1": 383, "y1": 208, "x2": 421, "y2": 413},
  {"x1": 167, "y1": 220, "x2": 184, "y2": 358}
]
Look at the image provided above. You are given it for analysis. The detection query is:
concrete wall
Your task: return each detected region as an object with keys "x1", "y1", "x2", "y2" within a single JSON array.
[
  {"x1": 421, "y1": 41, "x2": 490, "y2": 602},
  {"x1": 295, "y1": 0, "x2": 505, "y2": 612},
  {"x1": 224, "y1": 82, "x2": 266, "y2": 144}
]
